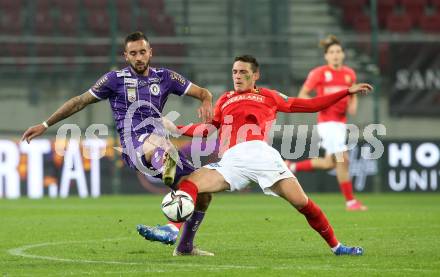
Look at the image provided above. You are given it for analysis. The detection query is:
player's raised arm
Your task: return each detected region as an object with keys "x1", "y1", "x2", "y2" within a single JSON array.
[
  {"x1": 276, "y1": 83, "x2": 372, "y2": 113},
  {"x1": 21, "y1": 91, "x2": 100, "y2": 143},
  {"x1": 185, "y1": 84, "x2": 213, "y2": 123}
]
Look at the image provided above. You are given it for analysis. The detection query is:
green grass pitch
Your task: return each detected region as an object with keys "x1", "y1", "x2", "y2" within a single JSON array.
[{"x1": 1, "y1": 193, "x2": 439, "y2": 276}]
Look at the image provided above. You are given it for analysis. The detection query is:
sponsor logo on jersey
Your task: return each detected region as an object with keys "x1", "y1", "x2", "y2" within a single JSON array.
[
  {"x1": 345, "y1": 74, "x2": 352, "y2": 84},
  {"x1": 149, "y1": 83, "x2": 161, "y2": 96},
  {"x1": 127, "y1": 88, "x2": 136, "y2": 102},
  {"x1": 324, "y1": 71, "x2": 333, "y2": 82},
  {"x1": 124, "y1": 78, "x2": 138, "y2": 86},
  {"x1": 169, "y1": 71, "x2": 186, "y2": 85},
  {"x1": 116, "y1": 70, "x2": 131, "y2": 77},
  {"x1": 148, "y1": 77, "x2": 160, "y2": 84},
  {"x1": 92, "y1": 75, "x2": 109, "y2": 91},
  {"x1": 323, "y1": 85, "x2": 348, "y2": 95},
  {"x1": 138, "y1": 80, "x2": 147, "y2": 87},
  {"x1": 221, "y1": 93, "x2": 265, "y2": 110}
]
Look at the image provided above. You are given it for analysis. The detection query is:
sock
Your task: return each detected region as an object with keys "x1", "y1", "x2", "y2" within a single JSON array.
[
  {"x1": 178, "y1": 180, "x2": 198, "y2": 204},
  {"x1": 168, "y1": 221, "x2": 183, "y2": 230},
  {"x1": 176, "y1": 211, "x2": 205, "y2": 253},
  {"x1": 295, "y1": 159, "x2": 313, "y2": 172},
  {"x1": 299, "y1": 198, "x2": 339, "y2": 248},
  {"x1": 339, "y1": 180, "x2": 355, "y2": 202}
]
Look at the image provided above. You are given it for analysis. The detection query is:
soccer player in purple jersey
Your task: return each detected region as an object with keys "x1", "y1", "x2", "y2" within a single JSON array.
[{"x1": 22, "y1": 31, "x2": 214, "y2": 255}]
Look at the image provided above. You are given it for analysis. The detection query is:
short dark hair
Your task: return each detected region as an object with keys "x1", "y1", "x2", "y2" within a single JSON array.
[
  {"x1": 234, "y1": 55, "x2": 259, "y2": 72},
  {"x1": 124, "y1": 31, "x2": 149, "y2": 48}
]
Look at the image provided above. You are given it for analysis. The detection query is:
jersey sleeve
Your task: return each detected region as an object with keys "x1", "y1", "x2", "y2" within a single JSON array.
[
  {"x1": 303, "y1": 67, "x2": 322, "y2": 90},
  {"x1": 88, "y1": 71, "x2": 117, "y2": 100},
  {"x1": 165, "y1": 69, "x2": 192, "y2": 96}
]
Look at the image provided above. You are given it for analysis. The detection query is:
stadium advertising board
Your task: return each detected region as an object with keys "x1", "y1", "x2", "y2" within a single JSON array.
[
  {"x1": 389, "y1": 42, "x2": 440, "y2": 116},
  {"x1": 382, "y1": 141, "x2": 440, "y2": 192}
]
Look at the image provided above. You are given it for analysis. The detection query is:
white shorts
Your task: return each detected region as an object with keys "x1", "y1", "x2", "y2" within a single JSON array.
[
  {"x1": 317, "y1": 122, "x2": 347, "y2": 154},
  {"x1": 204, "y1": 140, "x2": 296, "y2": 196}
]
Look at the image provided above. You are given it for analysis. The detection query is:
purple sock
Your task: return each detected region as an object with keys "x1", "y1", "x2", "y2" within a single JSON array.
[{"x1": 176, "y1": 211, "x2": 205, "y2": 253}]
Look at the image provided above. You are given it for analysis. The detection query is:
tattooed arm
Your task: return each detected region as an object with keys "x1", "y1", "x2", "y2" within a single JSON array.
[{"x1": 21, "y1": 91, "x2": 100, "y2": 143}]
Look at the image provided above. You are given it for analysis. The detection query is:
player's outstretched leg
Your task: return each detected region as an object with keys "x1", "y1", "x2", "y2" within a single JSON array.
[
  {"x1": 174, "y1": 192, "x2": 214, "y2": 256},
  {"x1": 270, "y1": 177, "x2": 363, "y2": 256}
]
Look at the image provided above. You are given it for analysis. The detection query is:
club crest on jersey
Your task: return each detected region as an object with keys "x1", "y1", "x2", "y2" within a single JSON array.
[
  {"x1": 324, "y1": 71, "x2": 333, "y2": 82},
  {"x1": 127, "y1": 88, "x2": 136, "y2": 102},
  {"x1": 149, "y1": 84, "x2": 161, "y2": 96},
  {"x1": 345, "y1": 74, "x2": 352, "y2": 84}
]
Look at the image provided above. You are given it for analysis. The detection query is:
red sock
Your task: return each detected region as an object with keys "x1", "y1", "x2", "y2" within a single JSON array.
[
  {"x1": 168, "y1": 221, "x2": 183, "y2": 230},
  {"x1": 178, "y1": 180, "x2": 198, "y2": 205},
  {"x1": 339, "y1": 180, "x2": 354, "y2": 201},
  {"x1": 299, "y1": 199, "x2": 339, "y2": 248},
  {"x1": 295, "y1": 159, "x2": 313, "y2": 172}
]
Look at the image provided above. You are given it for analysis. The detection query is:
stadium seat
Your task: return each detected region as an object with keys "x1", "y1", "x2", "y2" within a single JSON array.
[
  {"x1": 86, "y1": 11, "x2": 110, "y2": 36},
  {"x1": 83, "y1": 0, "x2": 107, "y2": 9},
  {"x1": 52, "y1": 0, "x2": 79, "y2": 10},
  {"x1": 116, "y1": 0, "x2": 132, "y2": 12},
  {"x1": 386, "y1": 13, "x2": 413, "y2": 32},
  {"x1": 57, "y1": 11, "x2": 80, "y2": 36},
  {"x1": 0, "y1": 11, "x2": 23, "y2": 35},
  {"x1": 419, "y1": 13, "x2": 440, "y2": 32},
  {"x1": 353, "y1": 15, "x2": 371, "y2": 32},
  {"x1": 34, "y1": 9, "x2": 55, "y2": 35},
  {"x1": 401, "y1": 0, "x2": 427, "y2": 25},
  {"x1": 378, "y1": 0, "x2": 397, "y2": 28},
  {"x1": 139, "y1": 0, "x2": 165, "y2": 12},
  {"x1": 117, "y1": 11, "x2": 133, "y2": 34},
  {"x1": 0, "y1": 0, "x2": 22, "y2": 9},
  {"x1": 340, "y1": 0, "x2": 366, "y2": 25}
]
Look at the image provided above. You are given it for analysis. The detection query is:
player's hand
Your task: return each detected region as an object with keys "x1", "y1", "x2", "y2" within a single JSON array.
[
  {"x1": 198, "y1": 100, "x2": 213, "y2": 123},
  {"x1": 348, "y1": 83, "x2": 373, "y2": 95},
  {"x1": 21, "y1": 124, "x2": 47, "y2": 143}
]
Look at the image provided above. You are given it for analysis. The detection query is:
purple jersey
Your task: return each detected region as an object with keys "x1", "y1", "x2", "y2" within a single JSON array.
[{"x1": 88, "y1": 66, "x2": 191, "y2": 148}]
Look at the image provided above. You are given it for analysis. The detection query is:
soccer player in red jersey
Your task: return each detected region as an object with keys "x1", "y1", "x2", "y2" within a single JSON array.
[
  {"x1": 175, "y1": 55, "x2": 372, "y2": 256},
  {"x1": 284, "y1": 35, "x2": 367, "y2": 211}
]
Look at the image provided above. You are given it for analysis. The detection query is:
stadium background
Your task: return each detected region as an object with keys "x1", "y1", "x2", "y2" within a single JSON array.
[{"x1": 0, "y1": 0, "x2": 439, "y2": 198}]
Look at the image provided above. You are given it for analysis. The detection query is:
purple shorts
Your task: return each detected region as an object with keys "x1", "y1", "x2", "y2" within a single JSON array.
[{"x1": 120, "y1": 134, "x2": 196, "y2": 190}]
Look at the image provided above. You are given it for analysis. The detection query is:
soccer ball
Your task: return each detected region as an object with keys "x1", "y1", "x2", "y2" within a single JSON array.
[{"x1": 161, "y1": 190, "x2": 194, "y2": 222}]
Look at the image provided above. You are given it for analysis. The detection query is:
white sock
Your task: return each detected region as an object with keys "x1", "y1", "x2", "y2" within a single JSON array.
[
  {"x1": 346, "y1": 199, "x2": 356, "y2": 207},
  {"x1": 331, "y1": 243, "x2": 341, "y2": 253}
]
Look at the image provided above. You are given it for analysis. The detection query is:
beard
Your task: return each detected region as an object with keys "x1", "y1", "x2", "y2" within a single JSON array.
[{"x1": 130, "y1": 61, "x2": 149, "y2": 75}]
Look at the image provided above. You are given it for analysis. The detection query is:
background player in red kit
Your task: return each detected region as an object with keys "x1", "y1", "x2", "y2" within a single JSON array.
[
  {"x1": 176, "y1": 55, "x2": 372, "y2": 256},
  {"x1": 285, "y1": 35, "x2": 367, "y2": 211}
]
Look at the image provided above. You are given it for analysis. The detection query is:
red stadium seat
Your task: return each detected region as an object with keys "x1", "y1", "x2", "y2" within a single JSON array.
[
  {"x1": 52, "y1": 0, "x2": 79, "y2": 10},
  {"x1": 86, "y1": 11, "x2": 110, "y2": 36},
  {"x1": 386, "y1": 13, "x2": 413, "y2": 32},
  {"x1": 378, "y1": 0, "x2": 397, "y2": 28},
  {"x1": 117, "y1": 11, "x2": 133, "y2": 34},
  {"x1": 34, "y1": 9, "x2": 55, "y2": 35},
  {"x1": 353, "y1": 15, "x2": 371, "y2": 32},
  {"x1": 0, "y1": 11, "x2": 23, "y2": 35},
  {"x1": 83, "y1": 0, "x2": 107, "y2": 9},
  {"x1": 340, "y1": 0, "x2": 367, "y2": 25},
  {"x1": 139, "y1": 0, "x2": 165, "y2": 12},
  {"x1": 116, "y1": 0, "x2": 132, "y2": 12},
  {"x1": 0, "y1": 0, "x2": 22, "y2": 9},
  {"x1": 401, "y1": 0, "x2": 427, "y2": 25},
  {"x1": 57, "y1": 11, "x2": 80, "y2": 35},
  {"x1": 419, "y1": 13, "x2": 440, "y2": 32}
]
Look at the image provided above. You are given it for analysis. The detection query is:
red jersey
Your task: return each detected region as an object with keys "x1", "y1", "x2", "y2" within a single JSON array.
[
  {"x1": 179, "y1": 87, "x2": 351, "y2": 153},
  {"x1": 304, "y1": 65, "x2": 356, "y2": 123}
]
